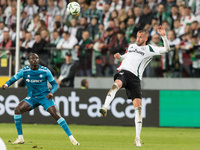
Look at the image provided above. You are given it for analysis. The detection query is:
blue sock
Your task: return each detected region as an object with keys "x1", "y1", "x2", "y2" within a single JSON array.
[
  {"x1": 14, "y1": 115, "x2": 23, "y2": 135},
  {"x1": 57, "y1": 117, "x2": 72, "y2": 137}
]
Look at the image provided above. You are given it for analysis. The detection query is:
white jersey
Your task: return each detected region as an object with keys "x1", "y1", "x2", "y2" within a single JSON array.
[{"x1": 117, "y1": 36, "x2": 170, "y2": 80}]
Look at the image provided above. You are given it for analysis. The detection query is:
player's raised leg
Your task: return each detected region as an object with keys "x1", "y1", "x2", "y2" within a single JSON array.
[
  {"x1": 99, "y1": 79, "x2": 122, "y2": 116},
  {"x1": 12, "y1": 101, "x2": 31, "y2": 144},
  {"x1": 48, "y1": 105, "x2": 80, "y2": 145},
  {"x1": 133, "y1": 98, "x2": 142, "y2": 147}
]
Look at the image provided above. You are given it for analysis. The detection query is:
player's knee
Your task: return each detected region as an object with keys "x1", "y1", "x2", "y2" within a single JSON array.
[
  {"x1": 114, "y1": 80, "x2": 122, "y2": 89},
  {"x1": 133, "y1": 98, "x2": 142, "y2": 108},
  {"x1": 14, "y1": 107, "x2": 22, "y2": 114}
]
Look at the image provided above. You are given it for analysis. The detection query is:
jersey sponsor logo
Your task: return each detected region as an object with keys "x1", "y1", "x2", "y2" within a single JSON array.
[
  {"x1": 26, "y1": 79, "x2": 43, "y2": 83},
  {"x1": 129, "y1": 49, "x2": 145, "y2": 56}
]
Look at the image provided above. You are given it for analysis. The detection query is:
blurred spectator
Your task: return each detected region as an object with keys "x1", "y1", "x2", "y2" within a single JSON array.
[
  {"x1": 81, "y1": 78, "x2": 89, "y2": 89},
  {"x1": 78, "y1": 0, "x2": 89, "y2": 16},
  {"x1": 117, "y1": 9, "x2": 127, "y2": 22},
  {"x1": 77, "y1": 30, "x2": 93, "y2": 76},
  {"x1": 0, "y1": 7, "x2": 5, "y2": 22},
  {"x1": 166, "y1": 0, "x2": 176, "y2": 14},
  {"x1": 180, "y1": 7, "x2": 197, "y2": 33},
  {"x1": 24, "y1": 0, "x2": 39, "y2": 19},
  {"x1": 140, "y1": 5, "x2": 154, "y2": 30},
  {"x1": 57, "y1": 31, "x2": 78, "y2": 58},
  {"x1": 56, "y1": 51, "x2": 76, "y2": 88},
  {"x1": 173, "y1": 19, "x2": 182, "y2": 38},
  {"x1": 124, "y1": 0, "x2": 133, "y2": 12},
  {"x1": 20, "y1": 11, "x2": 30, "y2": 30},
  {"x1": 54, "y1": 21, "x2": 62, "y2": 33},
  {"x1": 88, "y1": 17, "x2": 98, "y2": 40},
  {"x1": 0, "y1": 28, "x2": 15, "y2": 58},
  {"x1": 133, "y1": 6, "x2": 142, "y2": 31},
  {"x1": 9, "y1": 23, "x2": 16, "y2": 42},
  {"x1": 148, "y1": 34, "x2": 163, "y2": 77},
  {"x1": 20, "y1": 31, "x2": 34, "y2": 65},
  {"x1": 5, "y1": 6, "x2": 16, "y2": 29},
  {"x1": 154, "y1": 3, "x2": 171, "y2": 26},
  {"x1": 38, "y1": 0, "x2": 46, "y2": 13},
  {"x1": 190, "y1": 21, "x2": 200, "y2": 37},
  {"x1": 186, "y1": 36, "x2": 200, "y2": 77},
  {"x1": 94, "y1": 23, "x2": 104, "y2": 41},
  {"x1": 167, "y1": 30, "x2": 181, "y2": 77},
  {"x1": 162, "y1": 21, "x2": 170, "y2": 34},
  {"x1": 41, "y1": 29, "x2": 50, "y2": 43},
  {"x1": 101, "y1": 3, "x2": 111, "y2": 29},
  {"x1": 125, "y1": 8, "x2": 134, "y2": 22},
  {"x1": 47, "y1": 0, "x2": 60, "y2": 19},
  {"x1": 0, "y1": 0, "x2": 7, "y2": 13},
  {"x1": 0, "y1": 21, "x2": 6, "y2": 43},
  {"x1": 39, "y1": 6, "x2": 54, "y2": 32},
  {"x1": 118, "y1": 21, "x2": 126, "y2": 32},
  {"x1": 188, "y1": 0, "x2": 200, "y2": 16},
  {"x1": 96, "y1": 0, "x2": 105, "y2": 12},
  {"x1": 84, "y1": 0, "x2": 102, "y2": 23},
  {"x1": 31, "y1": 32, "x2": 47, "y2": 66},
  {"x1": 27, "y1": 14, "x2": 40, "y2": 35},
  {"x1": 4, "y1": 0, "x2": 12, "y2": 19},
  {"x1": 133, "y1": 0, "x2": 146, "y2": 9},
  {"x1": 125, "y1": 17, "x2": 135, "y2": 43},
  {"x1": 76, "y1": 17, "x2": 88, "y2": 42},
  {"x1": 99, "y1": 27, "x2": 117, "y2": 76},
  {"x1": 37, "y1": 19, "x2": 47, "y2": 33},
  {"x1": 109, "y1": 0, "x2": 123, "y2": 12},
  {"x1": 169, "y1": 5, "x2": 180, "y2": 29},
  {"x1": 111, "y1": 30, "x2": 128, "y2": 55},
  {"x1": 110, "y1": 9, "x2": 118, "y2": 20},
  {"x1": 64, "y1": 19, "x2": 78, "y2": 37},
  {"x1": 147, "y1": 0, "x2": 156, "y2": 12},
  {"x1": 129, "y1": 34, "x2": 136, "y2": 44},
  {"x1": 58, "y1": 0, "x2": 68, "y2": 23}
]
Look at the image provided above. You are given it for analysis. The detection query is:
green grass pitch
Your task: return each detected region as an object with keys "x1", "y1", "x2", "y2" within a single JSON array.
[{"x1": 0, "y1": 123, "x2": 200, "y2": 150}]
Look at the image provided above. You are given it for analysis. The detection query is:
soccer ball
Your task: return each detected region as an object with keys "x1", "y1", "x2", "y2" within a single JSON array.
[
  {"x1": 0, "y1": 138, "x2": 7, "y2": 150},
  {"x1": 67, "y1": 2, "x2": 81, "y2": 15}
]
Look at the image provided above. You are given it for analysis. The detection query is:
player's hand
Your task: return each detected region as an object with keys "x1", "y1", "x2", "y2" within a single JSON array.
[
  {"x1": 157, "y1": 25, "x2": 166, "y2": 37},
  {"x1": 114, "y1": 53, "x2": 121, "y2": 59},
  {"x1": 46, "y1": 93, "x2": 53, "y2": 100},
  {"x1": 2, "y1": 84, "x2": 8, "y2": 90}
]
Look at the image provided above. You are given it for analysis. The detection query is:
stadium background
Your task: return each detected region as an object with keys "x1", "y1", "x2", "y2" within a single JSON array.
[{"x1": 0, "y1": 0, "x2": 200, "y2": 133}]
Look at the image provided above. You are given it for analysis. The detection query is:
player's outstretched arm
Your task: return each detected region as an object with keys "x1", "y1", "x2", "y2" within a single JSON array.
[{"x1": 157, "y1": 26, "x2": 170, "y2": 53}]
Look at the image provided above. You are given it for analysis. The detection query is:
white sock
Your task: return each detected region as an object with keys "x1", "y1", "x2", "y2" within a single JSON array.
[
  {"x1": 104, "y1": 83, "x2": 119, "y2": 108},
  {"x1": 18, "y1": 135, "x2": 24, "y2": 140},
  {"x1": 135, "y1": 107, "x2": 142, "y2": 139},
  {"x1": 69, "y1": 135, "x2": 74, "y2": 140}
]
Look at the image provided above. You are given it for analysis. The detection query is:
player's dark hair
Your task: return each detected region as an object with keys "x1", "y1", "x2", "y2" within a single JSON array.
[{"x1": 81, "y1": 79, "x2": 88, "y2": 87}]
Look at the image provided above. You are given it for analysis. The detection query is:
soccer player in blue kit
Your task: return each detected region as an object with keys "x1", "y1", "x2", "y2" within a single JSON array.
[{"x1": 2, "y1": 53, "x2": 80, "y2": 145}]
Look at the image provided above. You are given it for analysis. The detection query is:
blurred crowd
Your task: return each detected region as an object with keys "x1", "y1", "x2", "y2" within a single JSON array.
[{"x1": 0, "y1": 0, "x2": 200, "y2": 79}]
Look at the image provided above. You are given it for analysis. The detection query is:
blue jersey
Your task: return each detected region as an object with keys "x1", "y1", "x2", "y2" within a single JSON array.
[{"x1": 9, "y1": 65, "x2": 55, "y2": 97}]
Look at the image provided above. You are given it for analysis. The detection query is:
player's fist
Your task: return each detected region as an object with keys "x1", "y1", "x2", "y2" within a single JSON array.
[
  {"x1": 114, "y1": 53, "x2": 121, "y2": 59},
  {"x1": 46, "y1": 93, "x2": 53, "y2": 100},
  {"x1": 2, "y1": 84, "x2": 8, "y2": 90},
  {"x1": 157, "y1": 25, "x2": 166, "y2": 37}
]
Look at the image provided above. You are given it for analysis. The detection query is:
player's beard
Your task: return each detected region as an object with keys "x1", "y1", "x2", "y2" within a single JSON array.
[{"x1": 136, "y1": 41, "x2": 145, "y2": 46}]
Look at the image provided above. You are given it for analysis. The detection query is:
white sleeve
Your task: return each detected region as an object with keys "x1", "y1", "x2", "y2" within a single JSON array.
[
  {"x1": 56, "y1": 39, "x2": 64, "y2": 49},
  {"x1": 160, "y1": 36, "x2": 170, "y2": 54}
]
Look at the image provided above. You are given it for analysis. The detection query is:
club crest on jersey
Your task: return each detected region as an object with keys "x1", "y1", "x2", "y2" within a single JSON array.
[
  {"x1": 27, "y1": 75, "x2": 30, "y2": 78},
  {"x1": 40, "y1": 74, "x2": 43, "y2": 78}
]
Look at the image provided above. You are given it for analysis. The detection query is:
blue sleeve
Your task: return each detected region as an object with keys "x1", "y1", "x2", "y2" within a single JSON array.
[
  {"x1": 49, "y1": 80, "x2": 58, "y2": 94},
  {"x1": 6, "y1": 69, "x2": 23, "y2": 87},
  {"x1": 46, "y1": 69, "x2": 55, "y2": 82}
]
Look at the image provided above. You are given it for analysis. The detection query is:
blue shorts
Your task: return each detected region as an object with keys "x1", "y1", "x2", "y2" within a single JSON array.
[{"x1": 23, "y1": 96, "x2": 56, "y2": 110}]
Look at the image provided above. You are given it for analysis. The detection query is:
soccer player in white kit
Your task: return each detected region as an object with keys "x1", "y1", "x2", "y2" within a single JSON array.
[{"x1": 99, "y1": 25, "x2": 170, "y2": 147}]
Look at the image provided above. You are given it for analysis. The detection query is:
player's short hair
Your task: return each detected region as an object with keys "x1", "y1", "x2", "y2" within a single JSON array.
[
  {"x1": 81, "y1": 79, "x2": 88, "y2": 87},
  {"x1": 29, "y1": 53, "x2": 39, "y2": 59},
  {"x1": 137, "y1": 29, "x2": 149, "y2": 37}
]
